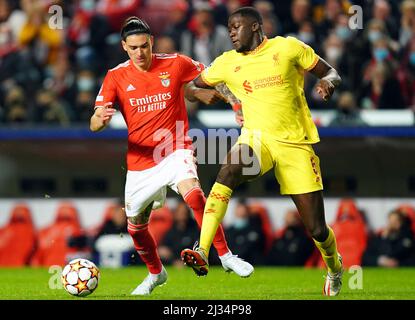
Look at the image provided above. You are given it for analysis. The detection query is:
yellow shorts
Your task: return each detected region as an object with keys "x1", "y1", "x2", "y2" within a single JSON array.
[{"x1": 235, "y1": 128, "x2": 323, "y2": 195}]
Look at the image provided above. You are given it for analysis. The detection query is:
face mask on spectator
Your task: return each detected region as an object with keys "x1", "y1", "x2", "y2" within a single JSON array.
[
  {"x1": 373, "y1": 48, "x2": 389, "y2": 62},
  {"x1": 409, "y1": 52, "x2": 415, "y2": 66},
  {"x1": 326, "y1": 46, "x2": 342, "y2": 61},
  {"x1": 233, "y1": 217, "x2": 249, "y2": 230},
  {"x1": 298, "y1": 32, "x2": 315, "y2": 44},
  {"x1": 78, "y1": 78, "x2": 95, "y2": 91},
  {"x1": 368, "y1": 30, "x2": 382, "y2": 43},
  {"x1": 336, "y1": 26, "x2": 352, "y2": 40}
]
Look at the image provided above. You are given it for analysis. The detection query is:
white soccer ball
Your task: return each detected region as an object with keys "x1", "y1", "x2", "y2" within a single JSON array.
[{"x1": 61, "y1": 258, "x2": 100, "y2": 297}]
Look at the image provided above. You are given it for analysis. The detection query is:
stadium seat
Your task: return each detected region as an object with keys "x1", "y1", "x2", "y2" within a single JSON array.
[
  {"x1": 0, "y1": 203, "x2": 37, "y2": 266},
  {"x1": 331, "y1": 199, "x2": 368, "y2": 267},
  {"x1": 31, "y1": 202, "x2": 84, "y2": 266},
  {"x1": 148, "y1": 206, "x2": 173, "y2": 245},
  {"x1": 247, "y1": 203, "x2": 274, "y2": 254}
]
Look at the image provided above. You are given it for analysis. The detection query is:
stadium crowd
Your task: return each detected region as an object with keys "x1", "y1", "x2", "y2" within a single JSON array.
[
  {"x1": 1, "y1": 198, "x2": 415, "y2": 268},
  {"x1": 1, "y1": 0, "x2": 415, "y2": 126}
]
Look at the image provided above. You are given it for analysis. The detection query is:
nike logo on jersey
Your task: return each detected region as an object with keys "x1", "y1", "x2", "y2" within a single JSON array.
[{"x1": 127, "y1": 84, "x2": 136, "y2": 91}]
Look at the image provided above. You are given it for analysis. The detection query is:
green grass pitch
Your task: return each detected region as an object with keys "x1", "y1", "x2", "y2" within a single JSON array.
[{"x1": 0, "y1": 266, "x2": 414, "y2": 300}]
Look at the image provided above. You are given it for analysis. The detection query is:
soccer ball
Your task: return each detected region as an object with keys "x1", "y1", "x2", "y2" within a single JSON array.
[{"x1": 61, "y1": 258, "x2": 100, "y2": 297}]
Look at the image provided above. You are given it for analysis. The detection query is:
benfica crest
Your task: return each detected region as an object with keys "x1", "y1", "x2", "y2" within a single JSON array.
[{"x1": 159, "y1": 71, "x2": 171, "y2": 87}]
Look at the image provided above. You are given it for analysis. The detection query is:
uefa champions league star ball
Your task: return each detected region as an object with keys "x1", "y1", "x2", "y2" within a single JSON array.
[{"x1": 61, "y1": 258, "x2": 100, "y2": 297}]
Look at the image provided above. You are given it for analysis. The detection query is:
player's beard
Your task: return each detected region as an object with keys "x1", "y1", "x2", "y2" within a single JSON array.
[
  {"x1": 235, "y1": 42, "x2": 250, "y2": 53},
  {"x1": 234, "y1": 34, "x2": 255, "y2": 53}
]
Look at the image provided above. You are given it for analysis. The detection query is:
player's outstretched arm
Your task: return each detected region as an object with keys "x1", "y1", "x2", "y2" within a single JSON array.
[
  {"x1": 309, "y1": 58, "x2": 342, "y2": 101},
  {"x1": 90, "y1": 103, "x2": 117, "y2": 132},
  {"x1": 185, "y1": 75, "x2": 225, "y2": 105}
]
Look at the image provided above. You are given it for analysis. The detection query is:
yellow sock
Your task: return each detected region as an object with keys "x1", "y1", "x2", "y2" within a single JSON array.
[
  {"x1": 199, "y1": 182, "x2": 233, "y2": 257},
  {"x1": 313, "y1": 226, "x2": 342, "y2": 274}
]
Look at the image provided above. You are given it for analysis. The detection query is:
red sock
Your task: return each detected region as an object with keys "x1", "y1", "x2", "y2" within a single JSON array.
[
  {"x1": 183, "y1": 186, "x2": 230, "y2": 256},
  {"x1": 127, "y1": 221, "x2": 163, "y2": 274}
]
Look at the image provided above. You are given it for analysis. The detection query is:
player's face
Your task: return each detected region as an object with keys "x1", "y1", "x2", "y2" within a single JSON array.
[
  {"x1": 122, "y1": 34, "x2": 153, "y2": 70},
  {"x1": 228, "y1": 14, "x2": 255, "y2": 53}
]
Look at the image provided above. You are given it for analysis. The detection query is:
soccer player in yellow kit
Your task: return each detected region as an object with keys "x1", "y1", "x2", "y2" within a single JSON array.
[{"x1": 181, "y1": 7, "x2": 344, "y2": 296}]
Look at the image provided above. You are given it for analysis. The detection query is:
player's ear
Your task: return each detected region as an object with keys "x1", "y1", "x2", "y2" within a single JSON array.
[
  {"x1": 150, "y1": 35, "x2": 154, "y2": 48},
  {"x1": 252, "y1": 22, "x2": 260, "y2": 32},
  {"x1": 121, "y1": 40, "x2": 127, "y2": 52}
]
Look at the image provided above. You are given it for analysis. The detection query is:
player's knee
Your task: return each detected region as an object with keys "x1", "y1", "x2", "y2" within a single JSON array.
[
  {"x1": 183, "y1": 187, "x2": 205, "y2": 212},
  {"x1": 127, "y1": 213, "x2": 148, "y2": 225},
  {"x1": 309, "y1": 224, "x2": 328, "y2": 242},
  {"x1": 216, "y1": 164, "x2": 244, "y2": 189}
]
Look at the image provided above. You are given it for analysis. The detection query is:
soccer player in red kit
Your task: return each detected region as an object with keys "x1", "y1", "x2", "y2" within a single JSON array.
[{"x1": 90, "y1": 17, "x2": 253, "y2": 295}]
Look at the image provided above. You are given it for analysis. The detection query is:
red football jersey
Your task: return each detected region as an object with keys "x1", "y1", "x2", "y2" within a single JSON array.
[{"x1": 95, "y1": 53, "x2": 204, "y2": 170}]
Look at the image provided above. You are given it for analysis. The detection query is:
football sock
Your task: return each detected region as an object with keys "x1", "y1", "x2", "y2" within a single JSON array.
[
  {"x1": 313, "y1": 226, "x2": 342, "y2": 274},
  {"x1": 127, "y1": 221, "x2": 163, "y2": 274},
  {"x1": 199, "y1": 182, "x2": 233, "y2": 257},
  {"x1": 183, "y1": 186, "x2": 230, "y2": 256}
]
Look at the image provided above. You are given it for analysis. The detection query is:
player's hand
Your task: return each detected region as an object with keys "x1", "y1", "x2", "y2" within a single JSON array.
[
  {"x1": 194, "y1": 88, "x2": 227, "y2": 105},
  {"x1": 315, "y1": 79, "x2": 335, "y2": 101},
  {"x1": 235, "y1": 109, "x2": 244, "y2": 127},
  {"x1": 95, "y1": 102, "x2": 116, "y2": 124}
]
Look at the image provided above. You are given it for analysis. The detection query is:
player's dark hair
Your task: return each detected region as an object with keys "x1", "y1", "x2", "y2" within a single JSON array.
[
  {"x1": 230, "y1": 6, "x2": 263, "y2": 25},
  {"x1": 121, "y1": 17, "x2": 151, "y2": 41}
]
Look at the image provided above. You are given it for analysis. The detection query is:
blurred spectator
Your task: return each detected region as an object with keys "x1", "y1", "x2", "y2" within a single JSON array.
[
  {"x1": 362, "y1": 209, "x2": 415, "y2": 267},
  {"x1": 3, "y1": 85, "x2": 29, "y2": 123},
  {"x1": 73, "y1": 69, "x2": 98, "y2": 122},
  {"x1": 373, "y1": 0, "x2": 399, "y2": 40},
  {"x1": 154, "y1": 35, "x2": 178, "y2": 54},
  {"x1": 253, "y1": 1, "x2": 279, "y2": 38},
  {"x1": 43, "y1": 51, "x2": 77, "y2": 107},
  {"x1": 322, "y1": 32, "x2": 345, "y2": 71},
  {"x1": 158, "y1": 201, "x2": 199, "y2": 267},
  {"x1": 282, "y1": 0, "x2": 311, "y2": 35},
  {"x1": 359, "y1": 60, "x2": 405, "y2": 109},
  {"x1": 399, "y1": 0, "x2": 415, "y2": 48},
  {"x1": 334, "y1": 14, "x2": 354, "y2": 44},
  {"x1": 315, "y1": 0, "x2": 350, "y2": 40},
  {"x1": 296, "y1": 20, "x2": 317, "y2": 47},
  {"x1": 67, "y1": 0, "x2": 112, "y2": 74},
  {"x1": 95, "y1": 0, "x2": 141, "y2": 32},
  {"x1": 267, "y1": 209, "x2": 314, "y2": 266},
  {"x1": 32, "y1": 88, "x2": 72, "y2": 125},
  {"x1": 0, "y1": 203, "x2": 37, "y2": 266},
  {"x1": 93, "y1": 201, "x2": 128, "y2": 240},
  {"x1": 331, "y1": 199, "x2": 368, "y2": 267},
  {"x1": 18, "y1": 0, "x2": 63, "y2": 69},
  {"x1": 0, "y1": 0, "x2": 25, "y2": 57},
  {"x1": 161, "y1": 0, "x2": 189, "y2": 51},
  {"x1": 180, "y1": 2, "x2": 232, "y2": 66},
  {"x1": 90, "y1": 200, "x2": 132, "y2": 265},
  {"x1": 224, "y1": 200, "x2": 266, "y2": 265},
  {"x1": 328, "y1": 91, "x2": 368, "y2": 127},
  {"x1": 397, "y1": 36, "x2": 415, "y2": 109}
]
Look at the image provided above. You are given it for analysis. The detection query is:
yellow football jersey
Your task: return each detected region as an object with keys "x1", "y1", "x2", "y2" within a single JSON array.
[{"x1": 201, "y1": 36, "x2": 320, "y2": 144}]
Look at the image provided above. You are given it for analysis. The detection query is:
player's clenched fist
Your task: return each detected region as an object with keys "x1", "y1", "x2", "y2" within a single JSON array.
[
  {"x1": 91, "y1": 102, "x2": 117, "y2": 131},
  {"x1": 315, "y1": 79, "x2": 335, "y2": 101},
  {"x1": 96, "y1": 102, "x2": 117, "y2": 121},
  {"x1": 194, "y1": 88, "x2": 227, "y2": 105}
]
